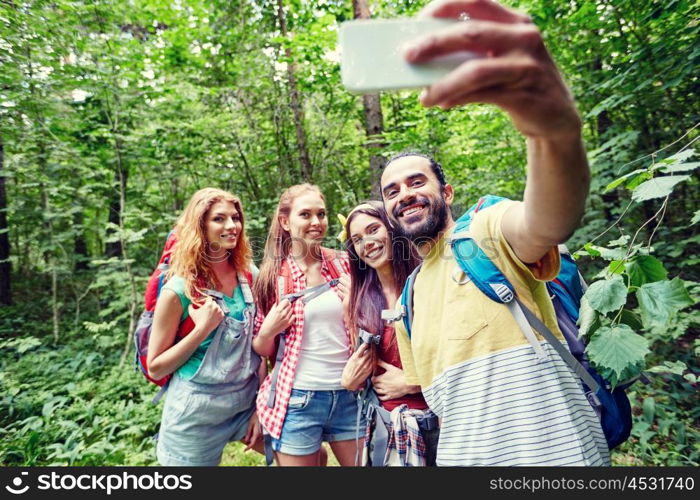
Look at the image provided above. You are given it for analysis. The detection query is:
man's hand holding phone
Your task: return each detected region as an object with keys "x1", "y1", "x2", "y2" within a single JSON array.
[
  {"x1": 405, "y1": 0, "x2": 582, "y2": 140},
  {"x1": 340, "y1": 0, "x2": 582, "y2": 141}
]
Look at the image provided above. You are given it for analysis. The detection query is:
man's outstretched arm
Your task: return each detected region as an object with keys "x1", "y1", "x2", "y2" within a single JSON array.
[{"x1": 405, "y1": 0, "x2": 590, "y2": 263}]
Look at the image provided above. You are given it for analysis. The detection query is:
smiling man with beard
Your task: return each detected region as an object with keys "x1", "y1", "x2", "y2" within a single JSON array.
[{"x1": 378, "y1": 0, "x2": 610, "y2": 466}]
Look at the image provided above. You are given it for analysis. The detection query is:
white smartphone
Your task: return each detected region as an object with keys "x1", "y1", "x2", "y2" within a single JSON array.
[{"x1": 339, "y1": 18, "x2": 479, "y2": 94}]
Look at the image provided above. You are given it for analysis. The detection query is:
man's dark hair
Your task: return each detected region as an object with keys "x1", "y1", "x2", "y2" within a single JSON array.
[{"x1": 384, "y1": 152, "x2": 447, "y2": 188}]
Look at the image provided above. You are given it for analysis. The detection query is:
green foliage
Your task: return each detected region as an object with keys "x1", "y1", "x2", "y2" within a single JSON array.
[
  {"x1": 587, "y1": 325, "x2": 650, "y2": 381},
  {"x1": 637, "y1": 278, "x2": 694, "y2": 331},
  {"x1": 586, "y1": 275, "x2": 628, "y2": 314},
  {"x1": 0, "y1": 335, "x2": 160, "y2": 465},
  {"x1": 1, "y1": 0, "x2": 697, "y2": 466}
]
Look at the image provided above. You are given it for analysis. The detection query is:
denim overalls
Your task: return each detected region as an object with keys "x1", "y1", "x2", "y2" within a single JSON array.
[{"x1": 156, "y1": 273, "x2": 261, "y2": 466}]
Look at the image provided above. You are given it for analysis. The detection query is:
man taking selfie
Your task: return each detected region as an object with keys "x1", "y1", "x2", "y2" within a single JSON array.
[{"x1": 381, "y1": 0, "x2": 610, "y2": 466}]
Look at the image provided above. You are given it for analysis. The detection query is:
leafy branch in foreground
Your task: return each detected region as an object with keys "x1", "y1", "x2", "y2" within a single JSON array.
[{"x1": 575, "y1": 143, "x2": 698, "y2": 386}]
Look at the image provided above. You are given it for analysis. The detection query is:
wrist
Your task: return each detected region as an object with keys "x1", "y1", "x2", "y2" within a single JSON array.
[
  {"x1": 259, "y1": 325, "x2": 281, "y2": 341},
  {"x1": 191, "y1": 325, "x2": 212, "y2": 340},
  {"x1": 405, "y1": 384, "x2": 421, "y2": 395}
]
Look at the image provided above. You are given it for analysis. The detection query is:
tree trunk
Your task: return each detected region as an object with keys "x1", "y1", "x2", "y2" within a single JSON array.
[
  {"x1": 276, "y1": 0, "x2": 313, "y2": 182},
  {"x1": 353, "y1": 0, "x2": 386, "y2": 198},
  {"x1": 0, "y1": 135, "x2": 11, "y2": 305},
  {"x1": 105, "y1": 164, "x2": 126, "y2": 258},
  {"x1": 74, "y1": 212, "x2": 89, "y2": 271},
  {"x1": 593, "y1": 56, "x2": 618, "y2": 223}
]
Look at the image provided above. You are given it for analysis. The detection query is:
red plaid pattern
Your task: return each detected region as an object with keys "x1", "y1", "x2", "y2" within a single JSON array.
[
  {"x1": 255, "y1": 249, "x2": 350, "y2": 439},
  {"x1": 362, "y1": 405, "x2": 431, "y2": 466}
]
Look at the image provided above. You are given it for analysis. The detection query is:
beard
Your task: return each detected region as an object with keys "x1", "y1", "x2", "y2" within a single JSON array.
[{"x1": 394, "y1": 194, "x2": 450, "y2": 243}]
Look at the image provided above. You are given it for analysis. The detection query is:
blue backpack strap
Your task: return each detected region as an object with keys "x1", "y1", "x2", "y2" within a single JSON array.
[
  {"x1": 449, "y1": 195, "x2": 515, "y2": 303},
  {"x1": 450, "y1": 195, "x2": 548, "y2": 360},
  {"x1": 400, "y1": 264, "x2": 422, "y2": 340},
  {"x1": 546, "y1": 249, "x2": 584, "y2": 322}
]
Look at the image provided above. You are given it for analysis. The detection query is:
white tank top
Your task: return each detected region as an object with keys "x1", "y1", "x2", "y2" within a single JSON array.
[{"x1": 292, "y1": 289, "x2": 349, "y2": 390}]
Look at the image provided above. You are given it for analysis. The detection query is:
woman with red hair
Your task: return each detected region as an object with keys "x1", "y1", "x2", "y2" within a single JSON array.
[{"x1": 148, "y1": 187, "x2": 264, "y2": 466}]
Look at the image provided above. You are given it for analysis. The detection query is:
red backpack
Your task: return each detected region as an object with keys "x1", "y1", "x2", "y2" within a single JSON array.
[
  {"x1": 133, "y1": 231, "x2": 191, "y2": 387},
  {"x1": 132, "y1": 230, "x2": 252, "y2": 390}
]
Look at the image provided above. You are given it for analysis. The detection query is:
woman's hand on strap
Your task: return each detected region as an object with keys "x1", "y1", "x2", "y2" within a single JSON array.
[
  {"x1": 341, "y1": 343, "x2": 374, "y2": 391},
  {"x1": 253, "y1": 299, "x2": 295, "y2": 357},
  {"x1": 337, "y1": 274, "x2": 350, "y2": 302},
  {"x1": 187, "y1": 296, "x2": 225, "y2": 340},
  {"x1": 258, "y1": 298, "x2": 294, "y2": 338}
]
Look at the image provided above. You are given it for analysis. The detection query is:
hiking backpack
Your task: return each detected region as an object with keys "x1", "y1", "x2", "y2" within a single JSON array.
[
  {"x1": 133, "y1": 230, "x2": 186, "y2": 388},
  {"x1": 397, "y1": 195, "x2": 634, "y2": 450}
]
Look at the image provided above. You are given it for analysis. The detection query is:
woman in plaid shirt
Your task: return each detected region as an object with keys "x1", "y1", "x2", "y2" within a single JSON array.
[{"x1": 252, "y1": 184, "x2": 363, "y2": 466}]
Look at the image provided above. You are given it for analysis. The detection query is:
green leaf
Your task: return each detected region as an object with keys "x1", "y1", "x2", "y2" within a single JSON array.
[
  {"x1": 625, "y1": 255, "x2": 668, "y2": 287},
  {"x1": 636, "y1": 278, "x2": 694, "y2": 330},
  {"x1": 0, "y1": 337, "x2": 43, "y2": 354},
  {"x1": 645, "y1": 360, "x2": 687, "y2": 375},
  {"x1": 605, "y1": 168, "x2": 645, "y2": 191},
  {"x1": 577, "y1": 295, "x2": 598, "y2": 337},
  {"x1": 618, "y1": 310, "x2": 644, "y2": 331},
  {"x1": 631, "y1": 175, "x2": 691, "y2": 202},
  {"x1": 585, "y1": 275, "x2": 628, "y2": 314},
  {"x1": 642, "y1": 397, "x2": 655, "y2": 424},
  {"x1": 581, "y1": 243, "x2": 601, "y2": 257},
  {"x1": 608, "y1": 260, "x2": 625, "y2": 274},
  {"x1": 587, "y1": 324, "x2": 650, "y2": 380},
  {"x1": 663, "y1": 148, "x2": 695, "y2": 163},
  {"x1": 626, "y1": 171, "x2": 652, "y2": 190},
  {"x1": 691, "y1": 210, "x2": 700, "y2": 226},
  {"x1": 584, "y1": 243, "x2": 626, "y2": 261},
  {"x1": 660, "y1": 161, "x2": 700, "y2": 173},
  {"x1": 607, "y1": 235, "x2": 631, "y2": 247}
]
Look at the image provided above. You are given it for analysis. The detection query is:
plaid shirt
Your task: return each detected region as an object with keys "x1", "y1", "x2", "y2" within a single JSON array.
[
  {"x1": 254, "y1": 249, "x2": 350, "y2": 439},
  {"x1": 362, "y1": 405, "x2": 432, "y2": 466}
]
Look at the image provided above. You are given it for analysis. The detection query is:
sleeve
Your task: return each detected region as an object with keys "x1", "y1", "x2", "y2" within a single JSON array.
[
  {"x1": 250, "y1": 262, "x2": 260, "y2": 282},
  {"x1": 469, "y1": 200, "x2": 561, "y2": 287},
  {"x1": 393, "y1": 299, "x2": 420, "y2": 386},
  {"x1": 253, "y1": 306, "x2": 265, "y2": 338},
  {"x1": 160, "y1": 276, "x2": 190, "y2": 320}
]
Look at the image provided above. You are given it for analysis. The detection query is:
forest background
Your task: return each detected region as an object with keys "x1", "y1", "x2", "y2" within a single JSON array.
[{"x1": 0, "y1": 0, "x2": 697, "y2": 466}]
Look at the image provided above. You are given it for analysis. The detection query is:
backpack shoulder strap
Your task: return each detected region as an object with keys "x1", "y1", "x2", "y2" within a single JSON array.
[
  {"x1": 238, "y1": 270, "x2": 254, "y2": 306},
  {"x1": 278, "y1": 257, "x2": 294, "y2": 298},
  {"x1": 449, "y1": 195, "x2": 516, "y2": 304},
  {"x1": 399, "y1": 264, "x2": 422, "y2": 340},
  {"x1": 321, "y1": 247, "x2": 344, "y2": 280},
  {"x1": 268, "y1": 258, "x2": 293, "y2": 410}
]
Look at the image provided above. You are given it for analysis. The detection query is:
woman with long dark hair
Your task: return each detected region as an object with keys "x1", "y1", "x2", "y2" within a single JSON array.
[{"x1": 340, "y1": 200, "x2": 439, "y2": 466}]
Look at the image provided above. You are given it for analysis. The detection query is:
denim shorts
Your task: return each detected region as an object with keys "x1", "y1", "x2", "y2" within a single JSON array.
[{"x1": 271, "y1": 388, "x2": 363, "y2": 456}]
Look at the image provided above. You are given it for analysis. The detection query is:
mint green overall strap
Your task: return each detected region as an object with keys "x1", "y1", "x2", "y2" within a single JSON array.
[{"x1": 513, "y1": 297, "x2": 600, "y2": 394}]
